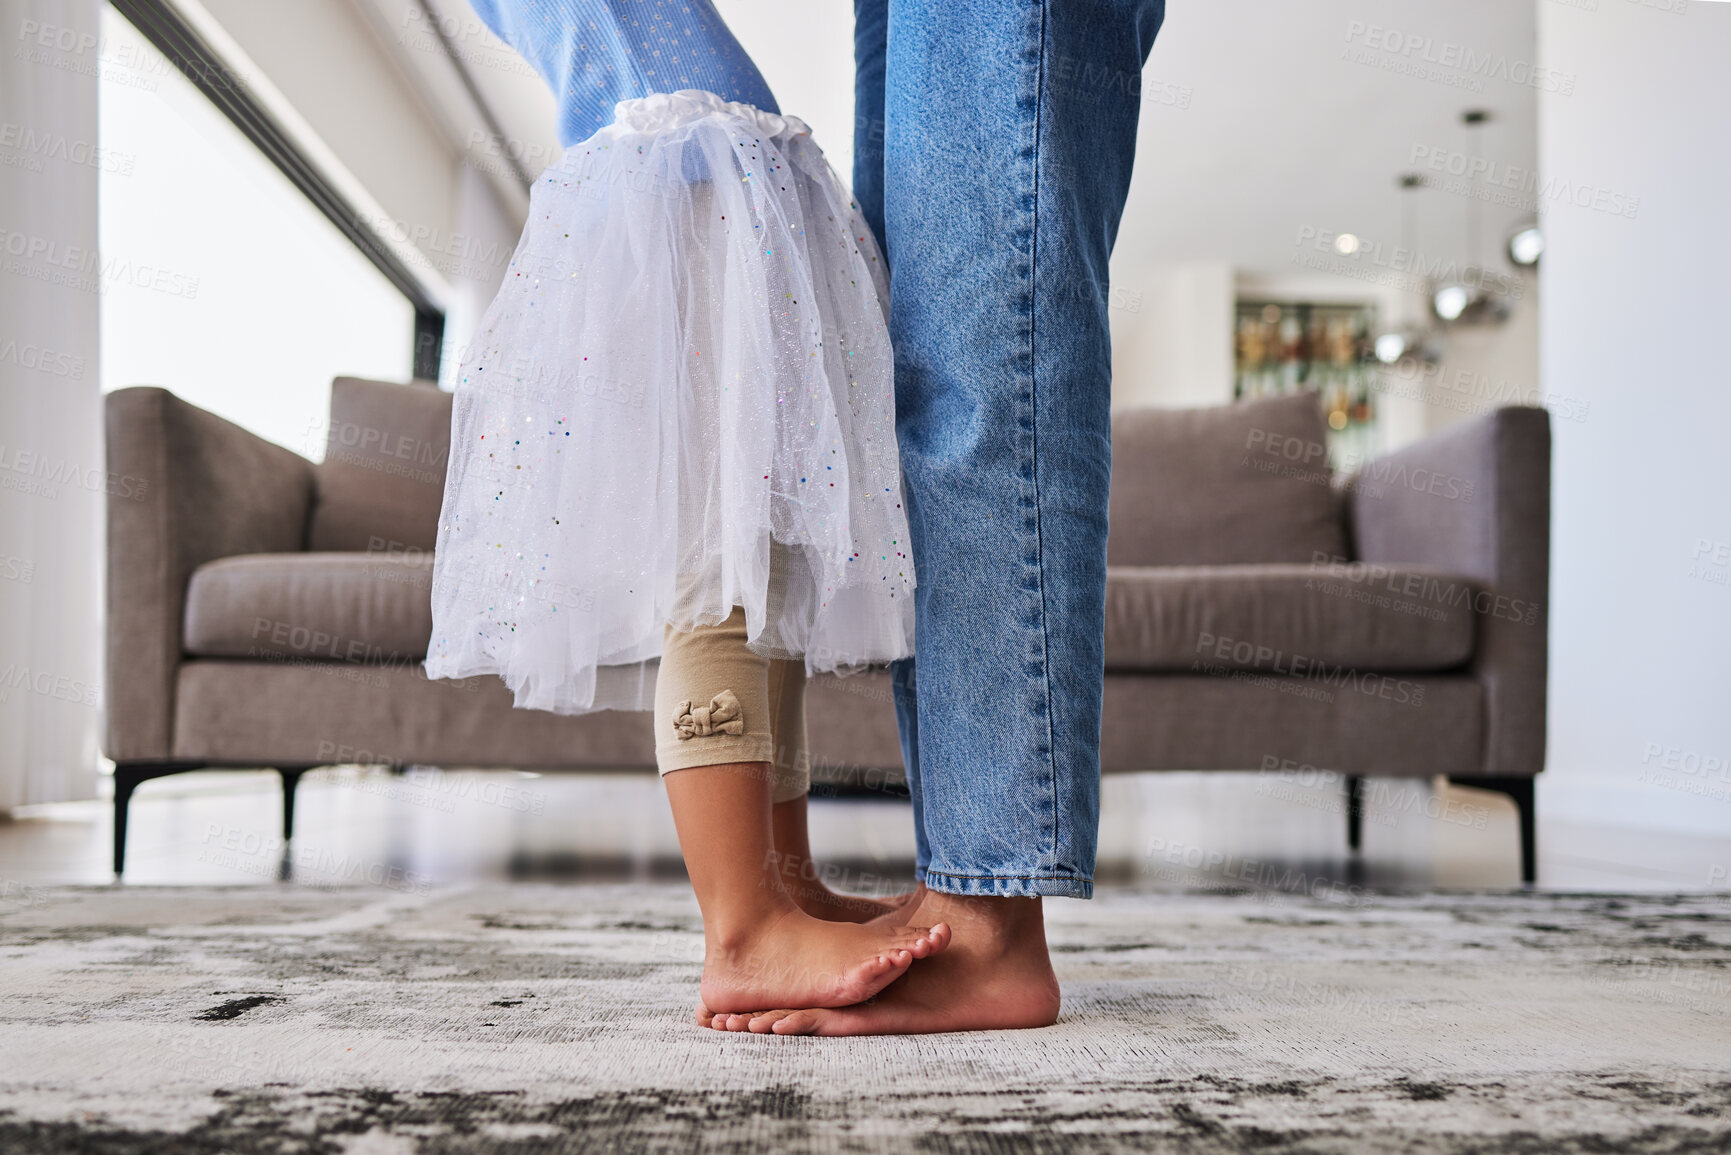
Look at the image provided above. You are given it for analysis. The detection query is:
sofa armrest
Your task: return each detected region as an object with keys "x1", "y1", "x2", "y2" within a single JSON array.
[
  {"x1": 105, "y1": 388, "x2": 315, "y2": 761},
  {"x1": 1347, "y1": 406, "x2": 1551, "y2": 778}
]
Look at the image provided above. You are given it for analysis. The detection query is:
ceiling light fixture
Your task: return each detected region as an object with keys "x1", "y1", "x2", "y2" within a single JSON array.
[
  {"x1": 1432, "y1": 283, "x2": 1471, "y2": 322},
  {"x1": 1507, "y1": 223, "x2": 1544, "y2": 267},
  {"x1": 1428, "y1": 109, "x2": 1513, "y2": 328},
  {"x1": 1373, "y1": 174, "x2": 1445, "y2": 367}
]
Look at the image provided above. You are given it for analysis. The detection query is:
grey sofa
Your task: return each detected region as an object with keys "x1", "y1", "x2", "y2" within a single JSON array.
[{"x1": 104, "y1": 380, "x2": 1550, "y2": 879}]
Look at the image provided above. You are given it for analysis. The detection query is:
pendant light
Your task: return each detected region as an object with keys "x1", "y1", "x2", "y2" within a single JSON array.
[
  {"x1": 1375, "y1": 174, "x2": 1444, "y2": 366},
  {"x1": 1430, "y1": 109, "x2": 1513, "y2": 326}
]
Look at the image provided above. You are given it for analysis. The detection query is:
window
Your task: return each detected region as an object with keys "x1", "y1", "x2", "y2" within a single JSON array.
[{"x1": 98, "y1": 6, "x2": 414, "y2": 461}]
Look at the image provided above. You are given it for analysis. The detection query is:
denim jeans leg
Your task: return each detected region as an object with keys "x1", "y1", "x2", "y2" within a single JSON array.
[
  {"x1": 889, "y1": 657, "x2": 930, "y2": 880},
  {"x1": 871, "y1": 0, "x2": 1164, "y2": 899},
  {"x1": 851, "y1": 0, "x2": 890, "y2": 253}
]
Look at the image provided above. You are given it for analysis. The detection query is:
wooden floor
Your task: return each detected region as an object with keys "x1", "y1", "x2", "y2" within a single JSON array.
[{"x1": 2, "y1": 766, "x2": 1726, "y2": 895}]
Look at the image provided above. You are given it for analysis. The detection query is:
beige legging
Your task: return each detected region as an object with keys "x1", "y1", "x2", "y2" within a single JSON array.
[
  {"x1": 653, "y1": 181, "x2": 809, "y2": 801},
  {"x1": 654, "y1": 607, "x2": 810, "y2": 803}
]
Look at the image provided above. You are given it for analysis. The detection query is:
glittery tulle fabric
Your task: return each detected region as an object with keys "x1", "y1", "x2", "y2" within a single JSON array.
[{"x1": 425, "y1": 90, "x2": 915, "y2": 714}]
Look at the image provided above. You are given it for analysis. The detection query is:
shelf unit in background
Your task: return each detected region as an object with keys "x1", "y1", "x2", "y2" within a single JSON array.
[{"x1": 1234, "y1": 299, "x2": 1381, "y2": 469}]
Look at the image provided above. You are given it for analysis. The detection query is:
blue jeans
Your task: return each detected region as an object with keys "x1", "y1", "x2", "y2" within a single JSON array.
[{"x1": 853, "y1": 0, "x2": 1165, "y2": 899}]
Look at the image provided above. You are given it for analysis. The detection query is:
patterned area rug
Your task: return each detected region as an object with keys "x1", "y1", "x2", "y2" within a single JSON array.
[{"x1": 1, "y1": 883, "x2": 1728, "y2": 1152}]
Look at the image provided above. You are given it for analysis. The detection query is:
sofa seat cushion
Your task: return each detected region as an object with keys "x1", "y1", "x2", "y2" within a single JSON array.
[
  {"x1": 184, "y1": 552, "x2": 435, "y2": 663},
  {"x1": 1104, "y1": 564, "x2": 1478, "y2": 673}
]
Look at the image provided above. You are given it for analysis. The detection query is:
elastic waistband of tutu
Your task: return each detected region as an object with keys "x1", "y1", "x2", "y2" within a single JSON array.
[{"x1": 609, "y1": 90, "x2": 808, "y2": 140}]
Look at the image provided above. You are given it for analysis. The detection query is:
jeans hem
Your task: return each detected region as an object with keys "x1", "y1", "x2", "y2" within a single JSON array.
[{"x1": 923, "y1": 869, "x2": 1093, "y2": 900}]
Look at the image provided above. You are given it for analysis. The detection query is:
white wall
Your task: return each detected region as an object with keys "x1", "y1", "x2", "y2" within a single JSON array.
[
  {"x1": 1110, "y1": 262, "x2": 1235, "y2": 410},
  {"x1": 1538, "y1": 0, "x2": 1731, "y2": 839},
  {"x1": 711, "y1": 0, "x2": 858, "y2": 183}
]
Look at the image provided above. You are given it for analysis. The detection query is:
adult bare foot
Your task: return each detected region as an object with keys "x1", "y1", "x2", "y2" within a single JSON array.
[
  {"x1": 697, "y1": 908, "x2": 951, "y2": 1015},
  {"x1": 720, "y1": 891, "x2": 1060, "y2": 1035}
]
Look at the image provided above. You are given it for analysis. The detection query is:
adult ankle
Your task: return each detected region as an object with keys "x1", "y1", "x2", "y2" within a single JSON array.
[{"x1": 920, "y1": 891, "x2": 1043, "y2": 944}]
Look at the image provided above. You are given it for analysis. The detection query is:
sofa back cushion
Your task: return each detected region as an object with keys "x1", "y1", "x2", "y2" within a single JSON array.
[
  {"x1": 309, "y1": 376, "x2": 453, "y2": 552},
  {"x1": 1109, "y1": 391, "x2": 1348, "y2": 566}
]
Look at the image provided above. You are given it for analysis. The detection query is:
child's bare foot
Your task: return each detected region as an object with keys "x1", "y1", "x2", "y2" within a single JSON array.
[
  {"x1": 767, "y1": 799, "x2": 917, "y2": 923},
  {"x1": 692, "y1": 887, "x2": 919, "y2": 1031},
  {"x1": 864, "y1": 882, "x2": 927, "y2": 926},
  {"x1": 697, "y1": 908, "x2": 950, "y2": 1015},
  {"x1": 792, "y1": 882, "x2": 919, "y2": 924},
  {"x1": 716, "y1": 891, "x2": 1059, "y2": 1035}
]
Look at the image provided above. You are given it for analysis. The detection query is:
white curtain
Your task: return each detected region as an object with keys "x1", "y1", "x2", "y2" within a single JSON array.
[{"x1": 0, "y1": 0, "x2": 102, "y2": 811}]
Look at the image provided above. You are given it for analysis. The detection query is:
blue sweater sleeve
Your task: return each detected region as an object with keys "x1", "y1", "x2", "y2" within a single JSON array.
[{"x1": 468, "y1": 0, "x2": 778, "y2": 148}]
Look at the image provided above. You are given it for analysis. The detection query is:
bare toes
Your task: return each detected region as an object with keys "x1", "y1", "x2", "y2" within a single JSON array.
[
  {"x1": 748, "y1": 1010, "x2": 795, "y2": 1034},
  {"x1": 872, "y1": 950, "x2": 909, "y2": 974},
  {"x1": 771, "y1": 1010, "x2": 826, "y2": 1035},
  {"x1": 898, "y1": 922, "x2": 950, "y2": 958},
  {"x1": 859, "y1": 949, "x2": 911, "y2": 987}
]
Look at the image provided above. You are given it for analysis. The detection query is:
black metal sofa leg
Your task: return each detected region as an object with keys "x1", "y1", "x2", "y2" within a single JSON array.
[
  {"x1": 278, "y1": 768, "x2": 307, "y2": 842},
  {"x1": 1345, "y1": 776, "x2": 1365, "y2": 853},
  {"x1": 1452, "y1": 776, "x2": 1537, "y2": 886},
  {"x1": 112, "y1": 762, "x2": 318, "y2": 877},
  {"x1": 112, "y1": 767, "x2": 140, "y2": 877},
  {"x1": 112, "y1": 762, "x2": 209, "y2": 876},
  {"x1": 274, "y1": 767, "x2": 321, "y2": 880}
]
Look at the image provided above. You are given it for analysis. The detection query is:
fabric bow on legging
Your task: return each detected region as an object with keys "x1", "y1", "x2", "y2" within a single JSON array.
[{"x1": 672, "y1": 689, "x2": 745, "y2": 739}]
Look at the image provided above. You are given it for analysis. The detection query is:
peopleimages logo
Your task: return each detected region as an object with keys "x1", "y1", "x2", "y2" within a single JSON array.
[{"x1": 1342, "y1": 22, "x2": 1577, "y2": 94}]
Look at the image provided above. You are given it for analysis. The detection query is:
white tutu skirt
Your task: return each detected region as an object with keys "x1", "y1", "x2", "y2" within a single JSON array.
[{"x1": 425, "y1": 90, "x2": 915, "y2": 714}]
